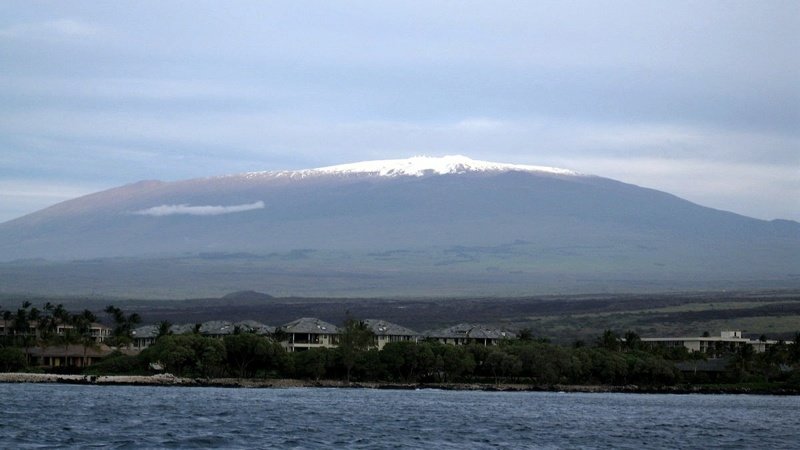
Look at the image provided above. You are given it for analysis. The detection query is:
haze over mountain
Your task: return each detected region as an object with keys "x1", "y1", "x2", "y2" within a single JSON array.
[{"x1": 0, "y1": 155, "x2": 797, "y2": 297}]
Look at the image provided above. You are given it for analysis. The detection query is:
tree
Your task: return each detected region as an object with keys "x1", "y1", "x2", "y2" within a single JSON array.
[
  {"x1": 623, "y1": 331, "x2": 641, "y2": 351},
  {"x1": 142, "y1": 334, "x2": 225, "y2": 378},
  {"x1": 517, "y1": 328, "x2": 534, "y2": 342},
  {"x1": 292, "y1": 348, "x2": 330, "y2": 381},
  {"x1": 156, "y1": 321, "x2": 173, "y2": 339},
  {"x1": 104, "y1": 305, "x2": 141, "y2": 347},
  {"x1": 337, "y1": 318, "x2": 374, "y2": 382},
  {"x1": 0, "y1": 347, "x2": 26, "y2": 372},
  {"x1": 73, "y1": 309, "x2": 99, "y2": 368},
  {"x1": 598, "y1": 330, "x2": 621, "y2": 352},
  {"x1": 223, "y1": 334, "x2": 285, "y2": 378}
]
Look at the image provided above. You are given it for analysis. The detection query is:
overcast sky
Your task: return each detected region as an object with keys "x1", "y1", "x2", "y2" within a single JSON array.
[{"x1": 1, "y1": 1, "x2": 798, "y2": 222}]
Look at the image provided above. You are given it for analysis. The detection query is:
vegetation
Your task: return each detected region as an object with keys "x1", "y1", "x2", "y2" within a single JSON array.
[{"x1": 3, "y1": 300, "x2": 800, "y2": 391}]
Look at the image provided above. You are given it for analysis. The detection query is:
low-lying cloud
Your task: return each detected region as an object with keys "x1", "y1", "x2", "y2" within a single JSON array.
[{"x1": 133, "y1": 201, "x2": 264, "y2": 217}]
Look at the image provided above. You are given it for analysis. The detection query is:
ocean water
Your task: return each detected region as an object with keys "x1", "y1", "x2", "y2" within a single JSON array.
[{"x1": 1, "y1": 384, "x2": 798, "y2": 449}]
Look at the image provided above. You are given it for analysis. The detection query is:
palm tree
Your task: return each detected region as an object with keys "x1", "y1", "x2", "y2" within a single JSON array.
[
  {"x1": 104, "y1": 305, "x2": 141, "y2": 348},
  {"x1": 73, "y1": 310, "x2": 99, "y2": 368}
]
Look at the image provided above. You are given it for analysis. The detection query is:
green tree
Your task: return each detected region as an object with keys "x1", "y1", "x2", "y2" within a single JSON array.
[
  {"x1": 292, "y1": 348, "x2": 330, "y2": 381},
  {"x1": 0, "y1": 347, "x2": 26, "y2": 372},
  {"x1": 623, "y1": 331, "x2": 641, "y2": 351},
  {"x1": 156, "y1": 320, "x2": 173, "y2": 339},
  {"x1": 142, "y1": 334, "x2": 225, "y2": 378},
  {"x1": 73, "y1": 309, "x2": 99, "y2": 368},
  {"x1": 598, "y1": 330, "x2": 621, "y2": 352},
  {"x1": 104, "y1": 305, "x2": 141, "y2": 347},
  {"x1": 337, "y1": 318, "x2": 374, "y2": 382},
  {"x1": 223, "y1": 333, "x2": 286, "y2": 378}
]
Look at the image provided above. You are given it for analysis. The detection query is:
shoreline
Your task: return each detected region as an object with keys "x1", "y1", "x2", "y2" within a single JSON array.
[{"x1": 1, "y1": 373, "x2": 798, "y2": 395}]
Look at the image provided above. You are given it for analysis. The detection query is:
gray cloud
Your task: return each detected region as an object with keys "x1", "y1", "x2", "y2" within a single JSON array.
[{"x1": 133, "y1": 201, "x2": 265, "y2": 217}]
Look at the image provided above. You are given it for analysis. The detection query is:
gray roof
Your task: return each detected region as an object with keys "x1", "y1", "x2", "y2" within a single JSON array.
[
  {"x1": 280, "y1": 317, "x2": 338, "y2": 334},
  {"x1": 426, "y1": 323, "x2": 516, "y2": 340},
  {"x1": 131, "y1": 325, "x2": 159, "y2": 339},
  {"x1": 363, "y1": 319, "x2": 418, "y2": 337},
  {"x1": 134, "y1": 321, "x2": 275, "y2": 338},
  {"x1": 170, "y1": 323, "x2": 196, "y2": 335},
  {"x1": 235, "y1": 320, "x2": 275, "y2": 335},
  {"x1": 199, "y1": 320, "x2": 236, "y2": 336}
]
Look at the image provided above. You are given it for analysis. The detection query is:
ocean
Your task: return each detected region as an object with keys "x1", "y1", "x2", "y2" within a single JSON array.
[{"x1": 2, "y1": 384, "x2": 798, "y2": 448}]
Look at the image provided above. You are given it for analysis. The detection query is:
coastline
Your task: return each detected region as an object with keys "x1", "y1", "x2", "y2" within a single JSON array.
[{"x1": 1, "y1": 373, "x2": 798, "y2": 395}]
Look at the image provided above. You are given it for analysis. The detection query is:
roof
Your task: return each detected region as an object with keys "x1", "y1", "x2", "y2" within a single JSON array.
[
  {"x1": 27, "y1": 344, "x2": 114, "y2": 358},
  {"x1": 234, "y1": 320, "x2": 275, "y2": 335},
  {"x1": 280, "y1": 317, "x2": 338, "y2": 334},
  {"x1": 131, "y1": 325, "x2": 159, "y2": 339},
  {"x1": 426, "y1": 323, "x2": 515, "y2": 340},
  {"x1": 170, "y1": 324, "x2": 196, "y2": 335},
  {"x1": 199, "y1": 320, "x2": 236, "y2": 336},
  {"x1": 363, "y1": 319, "x2": 418, "y2": 337}
]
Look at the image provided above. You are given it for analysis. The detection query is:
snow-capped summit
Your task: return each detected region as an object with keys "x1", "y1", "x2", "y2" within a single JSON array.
[
  {"x1": 243, "y1": 155, "x2": 578, "y2": 179},
  {"x1": 307, "y1": 155, "x2": 578, "y2": 177}
]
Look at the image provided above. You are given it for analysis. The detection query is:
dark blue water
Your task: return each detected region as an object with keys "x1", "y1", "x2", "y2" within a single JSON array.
[{"x1": 2, "y1": 384, "x2": 798, "y2": 449}]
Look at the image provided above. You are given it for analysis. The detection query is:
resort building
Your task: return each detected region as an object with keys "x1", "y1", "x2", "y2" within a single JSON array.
[
  {"x1": 363, "y1": 319, "x2": 419, "y2": 350},
  {"x1": 131, "y1": 325, "x2": 160, "y2": 350},
  {"x1": 426, "y1": 323, "x2": 516, "y2": 346},
  {"x1": 55, "y1": 323, "x2": 112, "y2": 343},
  {"x1": 278, "y1": 317, "x2": 339, "y2": 352},
  {"x1": 234, "y1": 320, "x2": 275, "y2": 336},
  {"x1": 131, "y1": 320, "x2": 277, "y2": 350},
  {"x1": 641, "y1": 331, "x2": 784, "y2": 356},
  {"x1": 26, "y1": 344, "x2": 118, "y2": 369},
  {"x1": 1, "y1": 320, "x2": 111, "y2": 343}
]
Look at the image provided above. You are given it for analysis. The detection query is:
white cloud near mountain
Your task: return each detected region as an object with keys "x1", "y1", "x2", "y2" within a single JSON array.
[{"x1": 133, "y1": 201, "x2": 264, "y2": 217}]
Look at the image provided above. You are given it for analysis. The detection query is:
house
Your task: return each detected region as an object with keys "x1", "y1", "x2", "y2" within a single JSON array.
[
  {"x1": 56, "y1": 322, "x2": 112, "y2": 343},
  {"x1": 641, "y1": 331, "x2": 784, "y2": 356},
  {"x1": 426, "y1": 323, "x2": 516, "y2": 346},
  {"x1": 1, "y1": 320, "x2": 111, "y2": 343},
  {"x1": 234, "y1": 320, "x2": 275, "y2": 336},
  {"x1": 26, "y1": 344, "x2": 116, "y2": 369},
  {"x1": 198, "y1": 320, "x2": 236, "y2": 338},
  {"x1": 0, "y1": 319, "x2": 37, "y2": 338},
  {"x1": 278, "y1": 317, "x2": 339, "y2": 352},
  {"x1": 130, "y1": 320, "x2": 276, "y2": 350},
  {"x1": 362, "y1": 319, "x2": 419, "y2": 350},
  {"x1": 131, "y1": 325, "x2": 159, "y2": 350}
]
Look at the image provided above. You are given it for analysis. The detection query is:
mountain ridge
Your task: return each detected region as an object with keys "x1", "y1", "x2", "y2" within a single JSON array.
[{"x1": 0, "y1": 155, "x2": 797, "y2": 296}]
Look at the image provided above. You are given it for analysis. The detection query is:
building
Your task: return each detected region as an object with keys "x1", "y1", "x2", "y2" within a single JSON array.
[
  {"x1": 234, "y1": 320, "x2": 275, "y2": 336},
  {"x1": 198, "y1": 320, "x2": 237, "y2": 338},
  {"x1": 1, "y1": 320, "x2": 111, "y2": 343},
  {"x1": 27, "y1": 344, "x2": 115, "y2": 369},
  {"x1": 278, "y1": 317, "x2": 339, "y2": 352},
  {"x1": 641, "y1": 331, "x2": 784, "y2": 356},
  {"x1": 130, "y1": 320, "x2": 276, "y2": 350},
  {"x1": 56, "y1": 323, "x2": 112, "y2": 343},
  {"x1": 363, "y1": 319, "x2": 419, "y2": 350},
  {"x1": 131, "y1": 325, "x2": 159, "y2": 350},
  {"x1": 426, "y1": 323, "x2": 516, "y2": 346}
]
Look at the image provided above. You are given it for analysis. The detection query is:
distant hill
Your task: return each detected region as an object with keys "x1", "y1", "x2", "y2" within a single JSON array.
[
  {"x1": 0, "y1": 155, "x2": 797, "y2": 297},
  {"x1": 221, "y1": 291, "x2": 274, "y2": 302}
]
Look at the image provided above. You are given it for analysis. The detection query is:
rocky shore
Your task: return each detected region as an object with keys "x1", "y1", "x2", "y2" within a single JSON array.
[{"x1": 2, "y1": 372, "x2": 798, "y2": 394}]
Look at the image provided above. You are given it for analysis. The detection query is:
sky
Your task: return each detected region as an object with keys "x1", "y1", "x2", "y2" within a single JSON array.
[{"x1": 1, "y1": 1, "x2": 798, "y2": 223}]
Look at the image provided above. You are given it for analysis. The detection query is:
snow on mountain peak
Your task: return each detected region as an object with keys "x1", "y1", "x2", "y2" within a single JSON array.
[{"x1": 243, "y1": 155, "x2": 579, "y2": 179}]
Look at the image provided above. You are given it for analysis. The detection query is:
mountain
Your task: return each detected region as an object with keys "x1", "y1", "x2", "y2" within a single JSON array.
[{"x1": 0, "y1": 155, "x2": 798, "y2": 297}]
